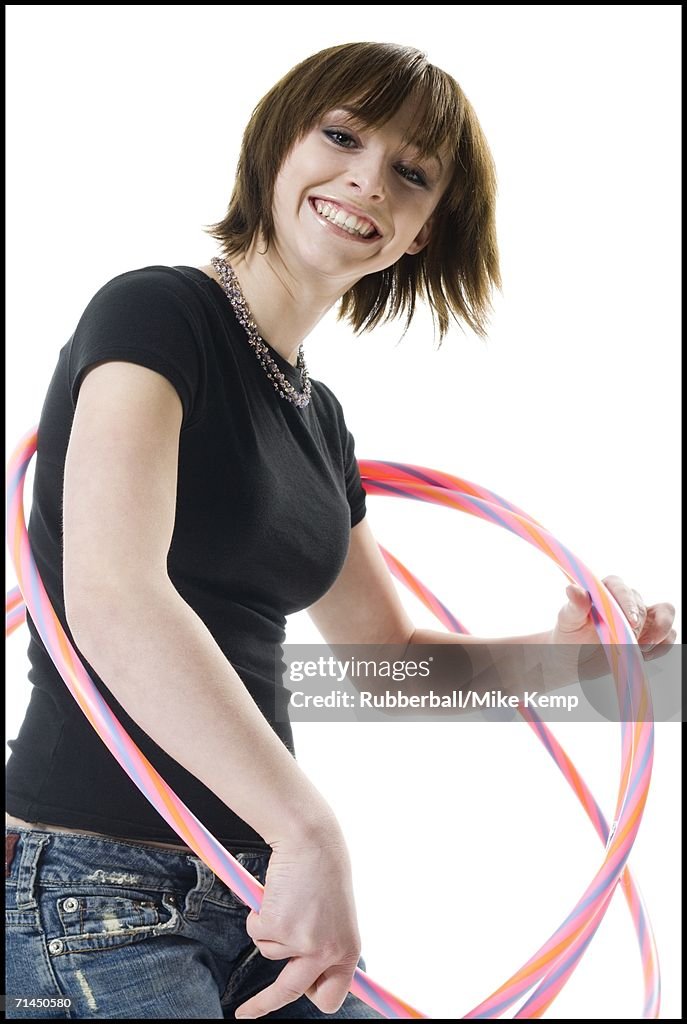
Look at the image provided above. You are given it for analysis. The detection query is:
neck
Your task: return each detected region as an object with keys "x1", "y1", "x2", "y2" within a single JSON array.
[{"x1": 209, "y1": 239, "x2": 353, "y2": 367}]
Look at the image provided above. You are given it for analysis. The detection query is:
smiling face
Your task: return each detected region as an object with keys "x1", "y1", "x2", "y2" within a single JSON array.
[{"x1": 269, "y1": 94, "x2": 454, "y2": 287}]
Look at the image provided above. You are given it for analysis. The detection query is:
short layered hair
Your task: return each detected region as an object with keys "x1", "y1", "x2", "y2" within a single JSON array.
[{"x1": 203, "y1": 41, "x2": 501, "y2": 345}]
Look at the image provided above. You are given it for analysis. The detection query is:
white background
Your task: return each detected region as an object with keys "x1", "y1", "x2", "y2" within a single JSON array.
[{"x1": 6, "y1": 5, "x2": 681, "y2": 1019}]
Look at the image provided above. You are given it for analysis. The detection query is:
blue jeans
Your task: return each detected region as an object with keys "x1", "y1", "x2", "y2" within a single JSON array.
[{"x1": 5, "y1": 827, "x2": 385, "y2": 1019}]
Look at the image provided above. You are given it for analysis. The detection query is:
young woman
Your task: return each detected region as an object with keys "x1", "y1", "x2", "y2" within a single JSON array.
[{"x1": 5, "y1": 41, "x2": 675, "y2": 1020}]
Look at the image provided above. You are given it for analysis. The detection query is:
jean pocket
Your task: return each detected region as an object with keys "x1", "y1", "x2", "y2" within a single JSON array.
[{"x1": 47, "y1": 887, "x2": 181, "y2": 955}]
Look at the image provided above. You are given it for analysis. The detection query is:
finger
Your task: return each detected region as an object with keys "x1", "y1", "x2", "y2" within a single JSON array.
[
  {"x1": 562, "y1": 584, "x2": 591, "y2": 626},
  {"x1": 252, "y1": 938, "x2": 292, "y2": 960},
  {"x1": 638, "y1": 604, "x2": 677, "y2": 648},
  {"x1": 646, "y1": 602, "x2": 677, "y2": 631},
  {"x1": 235, "y1": 957, "x2": 327, "y2": 1019},
  {"x1": 244, "y1": 910, "x2": 285, "y2": 945},
  {"x1": 642, "y1": 628, "x2": 677, "y2": 660},
  {"x1": 606, "y1": 581, "x2": 647, "y2": 634},
  {"x1": 602, "y1": 573, "x2": 638, "y2": 610},
  {"x1": 244, "y1": 912, "x2": 307, "y2": 960},
  {"x1": 630, "y1": 589, "x2": 647, "y2": 632},
  {"x1": 307, "y1": 962, "x2": 360, "y2": 1015},
  {"x1": 601, "y1": 574, "x2": 625, "y2": 588},
  {"x1": 620, "y1": 589, "x2": 644, "y2": 635}
]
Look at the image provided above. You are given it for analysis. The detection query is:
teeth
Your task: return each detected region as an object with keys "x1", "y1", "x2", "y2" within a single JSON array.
[{"x1": 313, "y1": 199, "x2": 376, "y2": 238}]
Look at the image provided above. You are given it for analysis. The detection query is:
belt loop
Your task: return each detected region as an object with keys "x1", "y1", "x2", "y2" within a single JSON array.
[
  {"x1": 183, "y1": 854, "x2": 216, "y2": 920},
  {"x1": 15, "y1": 831, "x2": 52, "y2": 910}
]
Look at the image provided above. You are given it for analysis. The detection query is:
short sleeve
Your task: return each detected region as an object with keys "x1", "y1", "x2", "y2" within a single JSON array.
[
  {"x1": 68, "y1": 268, "x2": 205, "y2": 430},
  {"x1": 342, "y1": 419, "x2": 367, "y2": 528},
  {"x1": 316, "y1": 381, "x2": 368, "y2": 528}
]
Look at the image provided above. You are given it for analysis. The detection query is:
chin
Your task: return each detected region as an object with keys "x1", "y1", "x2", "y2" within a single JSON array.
[{"x1": 295, "y1": 240, "x2": 362, "y2": 276}]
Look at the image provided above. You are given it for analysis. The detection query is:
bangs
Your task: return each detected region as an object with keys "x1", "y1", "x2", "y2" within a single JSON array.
[
  {"x1": 285, "y1": 44, "x2": 466, "y2": 168},
  {"x1": 331, "y1": 75, "x2": 464, "y2": 167}
]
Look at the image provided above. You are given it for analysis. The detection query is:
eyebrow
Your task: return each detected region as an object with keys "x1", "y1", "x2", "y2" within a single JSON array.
[{"x1": 333, "y1": 107, "x2": 444, "y2": 173}]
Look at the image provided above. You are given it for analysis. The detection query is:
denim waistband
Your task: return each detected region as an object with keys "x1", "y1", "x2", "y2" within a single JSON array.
[{"x1": 5, "y1": 826, "x2": 270, "y2": 916}]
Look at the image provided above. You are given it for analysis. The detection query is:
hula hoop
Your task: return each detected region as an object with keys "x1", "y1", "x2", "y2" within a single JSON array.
[{"x1": 6, "y1": 427, "x2": 659, "y2": 1018}]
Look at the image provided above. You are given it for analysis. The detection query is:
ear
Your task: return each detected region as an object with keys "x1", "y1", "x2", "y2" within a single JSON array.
[{"x1": 405, "y1": 215, "x2": 435, "y2": 256}]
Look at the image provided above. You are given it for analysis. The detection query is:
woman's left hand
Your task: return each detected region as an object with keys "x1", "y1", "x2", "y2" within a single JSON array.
[{"x1": 552, "y1": 574, "x2": 676, "y2": 669}]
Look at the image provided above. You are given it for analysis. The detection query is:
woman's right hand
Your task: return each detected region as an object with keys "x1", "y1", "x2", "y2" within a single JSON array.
[{"x1": 234, "y1": 823, "x2": 362, "y2": 1019}]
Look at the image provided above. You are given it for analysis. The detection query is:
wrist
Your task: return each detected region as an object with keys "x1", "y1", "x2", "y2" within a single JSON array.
[{"x1": 267, "y1": 799, "x2": 343, "y2": 851}]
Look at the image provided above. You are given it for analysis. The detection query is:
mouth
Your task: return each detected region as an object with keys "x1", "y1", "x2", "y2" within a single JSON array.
[{"x1": 308, "y1": 197, "x2": 382, "y2": 243}]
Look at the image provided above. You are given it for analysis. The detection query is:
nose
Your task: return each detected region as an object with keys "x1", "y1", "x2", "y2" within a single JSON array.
[{"x1": 345, "y1": 149, "x2": 386, "y2": 201}]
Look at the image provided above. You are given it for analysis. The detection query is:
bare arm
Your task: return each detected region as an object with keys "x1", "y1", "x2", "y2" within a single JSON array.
[
  {"x1": 62, "y1": 358, "x2": 366, "y2": 1017},
  {"x1": 306, "y1": 520, "x2": 665, "y2": 720},
  {"x1": 63, "y1": 360, "x2": 337, "y2": 845},
  {"x1": 307, "y1": 517, "x2": 580, "y2": 712}
]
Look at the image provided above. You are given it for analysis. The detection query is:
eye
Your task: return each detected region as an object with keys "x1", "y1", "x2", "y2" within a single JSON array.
[
  {"x1": 396, "y1": 165, "x2": 427, "y2": 188},
  {"x1": 323, "y1": 129, "x2": 357, "y2": 148},
  {"x1": 322, "y1": 129, "x2": 428, "y2": 188}
]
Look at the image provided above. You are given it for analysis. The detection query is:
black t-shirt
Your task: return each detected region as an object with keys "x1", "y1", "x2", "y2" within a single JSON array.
[{"x1": 6, "y1": 265, "x2": 367, "y2": 853}]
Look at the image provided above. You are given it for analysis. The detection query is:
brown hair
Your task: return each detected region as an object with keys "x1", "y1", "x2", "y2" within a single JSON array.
[{"x1": 203, "y1": 41, "x2": 501, "y2": 345}]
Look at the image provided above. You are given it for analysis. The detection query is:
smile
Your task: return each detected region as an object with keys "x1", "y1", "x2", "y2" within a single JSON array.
[{"x1": 308, "y1": 198, "x2": 381, "y2": 243}]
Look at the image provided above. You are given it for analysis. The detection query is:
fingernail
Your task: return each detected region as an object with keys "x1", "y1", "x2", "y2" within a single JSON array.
[
  {"x1": 640, "y1": 643, "x2": 653, "y2": 653},
  {"x1": 629, "y1": 610, "x2": 639, "y2": 625}
]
